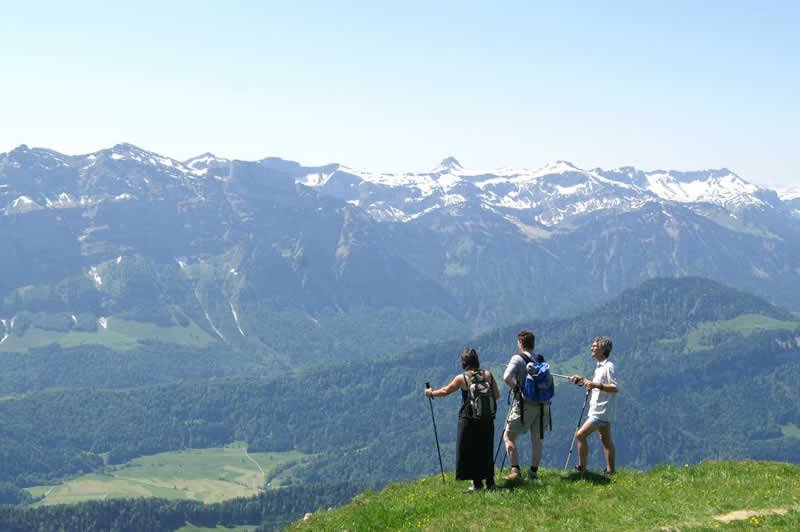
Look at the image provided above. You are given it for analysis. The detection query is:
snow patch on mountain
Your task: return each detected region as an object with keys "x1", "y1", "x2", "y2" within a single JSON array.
[
  {"x1": 183, "y1": 153, "x2": 230, "y2": 177},
  {"x1": 88, "y1": 266, "x2": 103, "y2": 287},
  {"x1": 230, "y1": 300, "x2": 245, "y2": 336},
  {"x1": 45, "y1": 193, "x2": 76, "y2": 208},
  {"x1": 4, "y1": 195, "x2": 41, "y2": 214},
  {"x1": 645, "y1": 171, "x2": 763, "y2": 208},
  {"x1": 777, "y1": 186, "x2": 800, "y2": 201}
]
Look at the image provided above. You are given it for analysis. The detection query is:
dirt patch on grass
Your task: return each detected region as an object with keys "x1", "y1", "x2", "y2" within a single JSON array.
[{"x1": 713, "y1": 507, "x2": 788, "y2": 523}]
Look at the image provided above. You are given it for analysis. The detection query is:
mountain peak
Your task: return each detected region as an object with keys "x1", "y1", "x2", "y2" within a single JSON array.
[
  {"x1": 541, "y1": 160, "x2": 579, "y2": 173},
  {"x1": 432, "y1": 156, "x2": 463, "y2": 174}
]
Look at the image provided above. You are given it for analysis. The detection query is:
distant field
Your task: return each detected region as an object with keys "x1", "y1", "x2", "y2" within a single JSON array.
[
  {"x1": 27, "y1": 443, "x2": 309, "y2": 506},
  {"x1": 782, "y1": 423, "x2": 800, "y2": 438},
  {"x1": 685, "y1": 314, "x2": 799, "y2": 352},
  {"x1": 0, "y1": 317, "x2": 216, "y2": 352}
]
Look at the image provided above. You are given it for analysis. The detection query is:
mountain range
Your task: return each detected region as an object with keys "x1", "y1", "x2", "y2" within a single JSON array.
[{"x1": 1, "y1": 143, "x2": 799, "y2": 364}]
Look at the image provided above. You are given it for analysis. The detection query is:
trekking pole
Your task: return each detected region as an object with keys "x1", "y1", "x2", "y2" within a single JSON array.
[
  {"x1": 425, "y1": 383, "x2": 446, "y2": 484},
  {"x1": 563, "y1": 388, "x2": 590, "y2": 473},
  {"x1": 494, "y1": 399, "x2": 513, "y2": 466},
  {"x1": 551, "y1": 372, "x2": 580, "y2": 381}
]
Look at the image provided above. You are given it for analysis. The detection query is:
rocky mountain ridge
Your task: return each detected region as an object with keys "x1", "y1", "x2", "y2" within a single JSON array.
[{"x1": 2, "y1": 143, "x2": 799, "y2": 363}]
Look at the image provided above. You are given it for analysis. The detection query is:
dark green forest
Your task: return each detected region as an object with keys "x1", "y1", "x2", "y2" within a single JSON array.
[
  {"x1": 0, "y1": 482, "x2": 366, "y2": 532},
  {"x1": 1, "y1": 278, "x2": 799, "y2": 530}
]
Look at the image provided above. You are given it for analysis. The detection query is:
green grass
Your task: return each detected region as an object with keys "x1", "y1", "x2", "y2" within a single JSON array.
[
  {"x1": 27, "y1": 444, "x2": 308, "y2": 506},
  {"x1": 288, "y1": 461, "x2": 800, "y2": 531},
  {"x1": 685, "y1": 314, "x2": 799, "y2": 352},
  {"x1": 0, "y1": 317, "x2": 216, "y2": 352}
]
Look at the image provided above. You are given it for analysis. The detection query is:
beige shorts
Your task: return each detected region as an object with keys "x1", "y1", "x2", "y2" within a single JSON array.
[{"x1": 505, "y1": 399, "x2": 550, "y2": 437}]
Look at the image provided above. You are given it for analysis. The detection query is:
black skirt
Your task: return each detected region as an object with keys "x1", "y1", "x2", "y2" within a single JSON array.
[{"x1": 455, "y1": 412, "x2": 495, "y2": 481}]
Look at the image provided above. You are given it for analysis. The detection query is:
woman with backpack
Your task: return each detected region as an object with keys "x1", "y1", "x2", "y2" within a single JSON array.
[{"x1": 425, "y1": 348, "x2": 500, "y2": 491}]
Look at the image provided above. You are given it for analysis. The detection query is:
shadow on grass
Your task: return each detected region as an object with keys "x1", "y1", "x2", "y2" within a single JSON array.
[{"x1": 559, "y1": 471, "x2": 612, "y2": 485}]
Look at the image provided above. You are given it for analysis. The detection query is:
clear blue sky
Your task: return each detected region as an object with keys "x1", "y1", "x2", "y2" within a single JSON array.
[{"x1": 2, "y1": 1, "x2": 798, "y2": 186}]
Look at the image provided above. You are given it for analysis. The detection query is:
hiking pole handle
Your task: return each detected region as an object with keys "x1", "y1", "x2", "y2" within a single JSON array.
[{"x1": 551, "y1": 373, "x2": 583, "y2": 386}]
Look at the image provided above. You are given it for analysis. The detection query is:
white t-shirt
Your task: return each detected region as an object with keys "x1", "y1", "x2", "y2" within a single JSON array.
[
  {"x1": 503, "y1": 352, "x2": 530, "y2": 389},
  {"x1": 587, "y1": 359, "x2": 618, "y2": 422}
]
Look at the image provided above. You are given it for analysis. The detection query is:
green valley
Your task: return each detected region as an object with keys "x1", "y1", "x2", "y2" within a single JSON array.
[{"x1": 26, "y1": 444, "x2": 309, "y2": 506}]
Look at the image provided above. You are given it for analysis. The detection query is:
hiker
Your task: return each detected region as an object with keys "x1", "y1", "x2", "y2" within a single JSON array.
[
  {"x1": 502, "y1": 330, "x2": 551, "y2": 481},
  {"x1": 425, "y1": 348, "x2": 500, "y2": 491},
  {"x1": 570, "y1": 336, "x2": 618, "y2": 475}
]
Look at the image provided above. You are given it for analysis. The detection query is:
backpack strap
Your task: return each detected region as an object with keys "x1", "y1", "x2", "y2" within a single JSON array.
[
  {"x1": 463, "y1": 373, "x2": 472, "y2": 417},
  {"x1": 539, "y1": 403, "x2": 544, "y2": 440},
  {"x1": 517, "y1": 353, "x2": 531, "y2": 423}
]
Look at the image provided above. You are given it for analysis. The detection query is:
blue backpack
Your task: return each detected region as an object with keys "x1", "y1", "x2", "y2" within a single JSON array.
[{"x1": 520, "y1": 353, "x2": 554, "y2": 403}]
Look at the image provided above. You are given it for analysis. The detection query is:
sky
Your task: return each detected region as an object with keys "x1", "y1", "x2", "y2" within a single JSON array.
[{"x1": 1, "y1": 1, "x2": 798, "y2": 187}]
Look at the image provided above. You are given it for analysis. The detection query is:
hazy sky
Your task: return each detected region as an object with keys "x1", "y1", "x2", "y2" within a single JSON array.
[{"x1": 2, "y1": 1, "x2": 798, "y2": 186}]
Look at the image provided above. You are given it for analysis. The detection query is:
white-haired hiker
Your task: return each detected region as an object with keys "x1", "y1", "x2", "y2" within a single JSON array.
[{"x1": 570, "y1": 336, "x2": 619, "y2": 475}]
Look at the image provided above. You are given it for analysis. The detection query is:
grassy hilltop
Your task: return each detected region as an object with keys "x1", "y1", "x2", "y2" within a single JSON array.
[{"x1": 289, "y1": 461, "x2": 800, "y2": 531}]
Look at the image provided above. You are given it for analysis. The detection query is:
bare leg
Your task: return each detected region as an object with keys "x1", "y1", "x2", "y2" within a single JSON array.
[
  {"x1": 597, "y1": 424, "x2": 615, "y2": 473},
  {"x1": 504, "y1": 431, "x2": 520, "y2": 467},
  {"x1": 530, "y1": 431, "x2": 543, "y2": 468},
  {"x1": 575, "y1": 419, "x2": 598, "y2": 469}
]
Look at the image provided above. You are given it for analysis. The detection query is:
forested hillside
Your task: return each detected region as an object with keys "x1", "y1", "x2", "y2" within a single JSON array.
[{"x1": 1, "y1": 278, "x2": 798, "y2": 491}]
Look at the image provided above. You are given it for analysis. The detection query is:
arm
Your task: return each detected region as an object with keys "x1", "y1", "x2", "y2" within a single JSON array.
[
  {"x1": 572, "y1": 365, "x2": 619, "y2": 393},
  {"x1": 584, "y1": 381, "x2": 618, "y2": 393},
  {"x1": 425, "y1": 375, "x2": 465, "y2": 398},
  {"x1": 503, "y1": 356, "x2": 519, "y2": 389},
  {"x1": 489, "y1": 371, "x2": 500, "y2": 400},
  {"x1": 593, "y1": 363, "x2": 618, "y2": 393}
]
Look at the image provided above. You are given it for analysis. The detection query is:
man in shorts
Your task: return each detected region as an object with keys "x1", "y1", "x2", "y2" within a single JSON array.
[
  {"x1": 502, "y1": 330, "x2": 550, "y2": 481},
  {"x1": 570, "y1": 336, "x2": 619, "y2": 475}
]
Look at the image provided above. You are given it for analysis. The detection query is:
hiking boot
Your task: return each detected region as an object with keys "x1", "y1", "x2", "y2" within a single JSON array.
[
  {"x1": 527, "y1": 468, "x2": 538, "y2": 480},
  {"x1": 573, "y1": 465, "x2": 586, "y2": 474},
  {"x1": 503, "y1": 467, "x2": 521, "y2": 482},
  {"x1": 602, "y1": 469, "x2": 615, "y2": 476}
]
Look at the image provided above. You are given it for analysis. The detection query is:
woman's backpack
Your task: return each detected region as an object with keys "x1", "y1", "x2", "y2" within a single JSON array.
[{"x1": 464, "y1": 371, "x2": 497, "y2": 420}]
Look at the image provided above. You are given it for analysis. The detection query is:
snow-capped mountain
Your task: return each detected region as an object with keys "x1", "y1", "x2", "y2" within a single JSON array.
[
  {"x1": 1, "y1": 144, "x2": 791, "y2": 224},
  {"x1": 288, "y1": 157, "x2": 783, "y2": 226},
  {"x1": 2, "y1": 143, "x2": 800, "y2": 365}
]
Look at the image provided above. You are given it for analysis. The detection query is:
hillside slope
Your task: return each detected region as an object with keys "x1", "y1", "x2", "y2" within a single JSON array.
[{"x1": 288, "y1": 462, "x2": 800, "y2": 531}]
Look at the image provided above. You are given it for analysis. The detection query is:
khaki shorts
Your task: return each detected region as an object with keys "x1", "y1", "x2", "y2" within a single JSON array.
[{"x1": 505, "y1": 399, "x2": 550, "y2": 437}]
